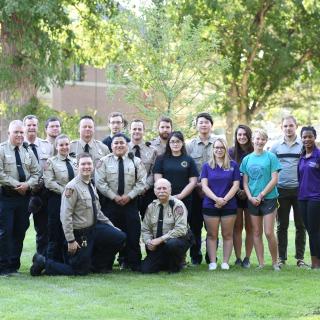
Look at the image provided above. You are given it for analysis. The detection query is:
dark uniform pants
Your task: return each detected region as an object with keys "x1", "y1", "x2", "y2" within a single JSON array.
[
  {"x1": 45, "y1": 223, "x2": 126, "y2": 275},
  {"x1": 103, "y1": 199, "x2": 141, "y2": 269},
  {"x1": 190, "y1": 190, "x2": 204, "y2": 263},
  {"x1": 138, "y1": 188, "x2": 156, "y2": 220},
  {"x1": 277, "y1": 188, "x2": 306, "y2": 260},
  {"x1": 0, "y1": 194, "x2": 30, "y2": 272},
  {"x1": 47, "y1": 192, "x2": 66, "y2": 262},
  {"x1": 141, "y1": 236, "x2": 192, "y2": 273}
]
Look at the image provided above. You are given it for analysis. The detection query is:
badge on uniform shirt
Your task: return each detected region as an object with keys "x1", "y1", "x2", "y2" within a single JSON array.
[
  {"x1": 95, "y1": 160, "x2": 102, "y2": 169},
  {"x1": 181, "y1": 161, "x2": 188, "y2": 168},
  {"x1": 65, "y1": 188, "x2": 74, "y2": 198},
  {"x1": 174, "y1": 206, "x2": 184, "y2": 215}
]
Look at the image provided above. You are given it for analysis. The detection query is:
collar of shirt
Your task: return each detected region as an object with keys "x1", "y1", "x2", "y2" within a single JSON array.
[
  {"x1": 57, "y1": 154, "x2": 69, "y2": 161},
  {"x1": 8, "y1": 141, "x2": 20, "y2": 151},
  {"x1": 112, "y1": 152, "x2": 129, "y2": 160},
  {"x1": 195, "y1": 135, "x2": 216, "y2": 145},
  {"x1": 302, "y1": 147, "x2": 320, "y2": 159},
  {"x1": 25, "y1": 137, "x2": 40, "y2": 147},
  {"x1": 280, "y1": 135, "x2": 301, "y2": 146},
  {"x1": 129, "y1": 141, "x2": 144, "y2": 149},
  {"x1": 80, "y1": 139, "x2": 94, "y2": 148}
]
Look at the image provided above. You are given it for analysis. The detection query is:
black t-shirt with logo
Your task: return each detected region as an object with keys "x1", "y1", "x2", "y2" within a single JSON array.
[{"x1": 153, "y1": 154, "x2": 199, "y2": 196}]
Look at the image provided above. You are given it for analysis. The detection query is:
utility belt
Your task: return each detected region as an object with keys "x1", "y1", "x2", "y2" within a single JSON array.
[
  {"x1": 73, "y1": 224, "x2": 96, "y2": 249},
  {"x1": 1, "y1": 186, "x2": 30, "y2": 198}
]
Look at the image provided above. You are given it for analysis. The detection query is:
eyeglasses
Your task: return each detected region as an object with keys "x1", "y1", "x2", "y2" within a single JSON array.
[
  {"x1": 213, "y1": 147, "x2": 225, "y2": 150},
  {"x1": 110, "y1": 121, "x2": 123, "y2": 125},
  {"x1": 169, "y1": 140, "x2": 182, "y2": 145}
]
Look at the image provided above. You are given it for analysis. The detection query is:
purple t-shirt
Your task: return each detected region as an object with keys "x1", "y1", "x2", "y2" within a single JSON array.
[
  {"x1": 200, "y1": 160, "x2": 241, "y2": 209},
  {"x1": 298, "y1": 147, "x2": 320, "y2": 201}
]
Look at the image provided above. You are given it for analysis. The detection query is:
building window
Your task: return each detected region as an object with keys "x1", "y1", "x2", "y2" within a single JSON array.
[{"x1": 71, "y1": 64, "x2": 85, "y2": 81}]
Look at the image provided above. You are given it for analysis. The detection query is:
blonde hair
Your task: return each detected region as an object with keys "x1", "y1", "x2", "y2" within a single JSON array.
[
  {"x1": 208, "y1": 138, "x2": 231, "y2": 169},
  {"x1": 253, "y1": 129, "x2": 268, "y2": 140}
]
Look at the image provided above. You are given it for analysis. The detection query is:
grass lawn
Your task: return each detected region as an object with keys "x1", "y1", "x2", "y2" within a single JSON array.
[{"x1": 1, "y1": 222, "x2": 320, "y2": 320}]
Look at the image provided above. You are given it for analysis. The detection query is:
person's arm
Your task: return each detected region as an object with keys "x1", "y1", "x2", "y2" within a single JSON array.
[
  {"x1": 223, "y1": 180, "x2": 240, "y2": 202},
  {"x1": 175, "y1": 177, "x2": 197, "y2": 200},
  {"x1": 43, "y1": 159, "x2": 64, "y2": 194},
  {"x1": 243, "y1": 174, "x2": 260, "y2": 207},
  {"x1": 259, "y1": 171, "x2": 279, "y2": 199}
]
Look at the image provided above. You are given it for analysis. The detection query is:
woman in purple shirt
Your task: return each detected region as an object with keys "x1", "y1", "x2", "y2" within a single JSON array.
[
  {"x1": 201, "y1": 138, "x2": 240, "y2": 270},
  {"x1": 229, "y1": 125, "x2": 254, "y2": 268},
  {"x1": 298, "y1": 126, "x2": 320, "y2": 269}
]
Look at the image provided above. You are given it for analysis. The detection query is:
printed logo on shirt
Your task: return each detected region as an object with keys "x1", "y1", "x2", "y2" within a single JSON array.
[
  {"x1": 309, "y1": 161, "x2": 319, "y2": 169},
  {"x1": 248, "y1": 164, "x2": 263, "y2": 180},
  {"x1": 181, "y1": 161, "x2": 188, "y2": 168},
  {"x1": 223, "y1": 167, "x2": 234, "y2": 172}
]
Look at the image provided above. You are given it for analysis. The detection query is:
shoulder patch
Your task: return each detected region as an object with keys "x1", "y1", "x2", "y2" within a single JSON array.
[
  {"x1": 174, "y1": 205, "x2": 184, "y2": 216},
  {"x1": 65, "y1": 188, "x2": 74, "y2": 198}
]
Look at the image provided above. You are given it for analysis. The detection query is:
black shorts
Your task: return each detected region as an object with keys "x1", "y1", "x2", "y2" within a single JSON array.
[
  {"x1": 248, "y1": 198, "x2": 279, "y2": 216},
  {"x1": 236, "y1": 196, "x2": 248, "y2": 209},
  {"x1": 202, "y1": 207, "x2": 237, "y2": 218}
]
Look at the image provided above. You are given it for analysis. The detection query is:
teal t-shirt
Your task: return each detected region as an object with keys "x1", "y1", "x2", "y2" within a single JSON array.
[{"x1": 240, "y1": 151, "x2": 281, "y2": 199}]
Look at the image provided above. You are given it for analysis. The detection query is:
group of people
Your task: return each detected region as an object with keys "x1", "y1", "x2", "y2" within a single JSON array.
[{"x1": 0, "y1": 111, "x2": 319, "y2": 277}]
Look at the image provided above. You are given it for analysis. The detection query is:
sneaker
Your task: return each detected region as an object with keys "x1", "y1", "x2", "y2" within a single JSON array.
[
  {"x1": 208, "y1": 262, "x2": 217, "y2": 270},
  {"x1": 235, "y1": 258, "x2": 242, "y2": 266},
  {"x1": 221, "y1": 262, "x2": 230, "y2": 270},
  {"x1": 273, "y1": 263, "x2": 281, "y2": 272},
  {"x1": 256, "y1": 264, "x2": 265, "y2": 270},
  {"x1": 30, "y1": 253, "x2": 46, "y2": 276},
  {"x1": 297, "y1": 259, "x2": 309, "y2": 268},
  {"x1": 242, "y1": 257, "x2": 251, "y2": 269},
  {"x1": 278, "y1": 259, "x2": 285, "y2": 267}
]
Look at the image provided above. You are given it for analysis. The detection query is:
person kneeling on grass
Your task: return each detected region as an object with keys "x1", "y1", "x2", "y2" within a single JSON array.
[
  {"x1": 141, "y1": 178, "x2": 193, "y2": 274},
  {"x1": 30, "y1": 153, "x2": 126, "y2": 276},
  {"x1": 240, "y1": 129, "x2": 282, "y2": 271}
]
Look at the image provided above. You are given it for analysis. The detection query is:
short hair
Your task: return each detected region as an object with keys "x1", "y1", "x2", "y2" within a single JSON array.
[
  {"x1": 157, "y1": 116, "x2": 172, "y2": 128},
  {"x1": 253, "y1": 129, "x2": 268, "y2": 140},
  {"x1": 55, "y1": 134, "x2": 70, "y2": 147},
  {"x1": 111, "y1": 133, "x2": 129, "y2": 143},
  {"x1": 130, "y1": 119, "x2": 145, "y2": 130},
  {"x1": 282, "y1": 115, "x2": 297, "y2": 125},
  {"x1": 108, "y1": 111, "x2": 125, "y2": 122},
  {"x1": 45, "y1": 116, "x2": 61, "y2": 129},
  {"x1": 77, "y1": 152, "x2": 93, "y2": 163},
  {"x1": 300, "y1": 126, "x2": 317, "y2": 139},
  {"x1": 196, "y1": 112, "x2": 213, "y2": 125},
  {"x1": 23, "y1": 115, "x2": 38, "y2": 125},
  {"x1": 80, "y1": 115, "x2": 94, "y2": 123},
  {"x1": 8, "y1": 120, "x2": 23, "y2": 132}
]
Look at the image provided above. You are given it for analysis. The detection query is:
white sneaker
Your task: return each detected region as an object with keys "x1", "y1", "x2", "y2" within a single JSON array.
[
  {"x1": 208, "y1": 262, "x2": 217, "y2": 270},
  {"x1": 221, "y1": 262, "x2": 230, "y2": 270}
]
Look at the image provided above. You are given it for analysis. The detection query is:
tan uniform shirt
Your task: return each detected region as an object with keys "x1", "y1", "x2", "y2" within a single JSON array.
[
  {"x1": 141, "y1": 196, "x2": 188, "y2": 243},
  {"x1": 60, "y1": 175, "x2": 112, "y2": 242},
  {"x1": 70, "y1": 139, "x2": 110, "y2": 166},
  {"x1": 44, "y1": 155, "x2": 78, "y2": 194},
  {"x1": 25, "y1": 137, "x2": 53, "y2": 171},
  {"x1": 95, "y1": 153, "x2": 147, "y2": 200},
  {"x1": 0, "y1": 141, "x2": 41, "y2": 188},
  {"x1": 150, "y1": 136, "x2": 166, "y2": 156},
  {"x1": 128, "y1": 141, "x2": 157, "y2": 190},
  {"x1": 186, "y1": 135, "x2": 217, "y2": 174}
]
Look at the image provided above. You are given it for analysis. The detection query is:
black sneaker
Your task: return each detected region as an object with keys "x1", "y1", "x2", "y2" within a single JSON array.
[
  {"x1": 30, "y1": 253, "x2": 46, "y2": 276},
  {"x1": 235, "y1": 258, "x2": 242, "y2": 266},
  {"x1": 297, "y1": 259, "x2": 309, "y2": 268},
  {"x1": 278, "y1": 259, "x2": 285, "y2": 267},
  {"x1": 242, "y1": 257, "x2": 251, "y2": 268}
]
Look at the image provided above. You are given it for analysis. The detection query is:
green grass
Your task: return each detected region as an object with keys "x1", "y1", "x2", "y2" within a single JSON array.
[{"x1": 1, "y1": 222, "x2": 320, "y2": 320}]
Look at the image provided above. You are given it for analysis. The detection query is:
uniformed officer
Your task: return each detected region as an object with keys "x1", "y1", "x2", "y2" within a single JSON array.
[
  {"x1": 45, "y1": 116, "x2": 62, "y2": 155},
  {"x1": 102, "y1": 112, "x2": 130, "y2": 152},
  {"x1": 95, "y1": 133, "x2": 147, "y2": 271},
  {"x1": 186, "y1": 112, "x2": 216, "y2": 265},
  {"x1": 23, "y1": 114, "x2": 53, "y2": 256},
  {"x1": 129, "y1": 119, "x2": 157, "y2": 219},
  {"x1": 0, "y1": 120, "x2": 41, "y2": 276},
  {"x1": 70, "y1": 115, "x2": 110, "y2": 166},
  {"x1": 150, "y1": 116, "x2": 173, "y2": 156},
  {"x1": 30, "y1": 153, "x2": 126, "y2": 276},
  {"x1": 141, "y1": 178, "x2": 193, "y2": 273},
  {"x1": 43, "y1": 134, "x2": 77, "y2": 262}
]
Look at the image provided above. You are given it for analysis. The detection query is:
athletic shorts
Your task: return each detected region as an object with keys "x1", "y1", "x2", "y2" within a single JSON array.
[
  {"x1": 202, "y1": 207, "x2": 237, "y2": 218},
  {"x1": 248, "y1": 198, "x2": 279, "y2": 216}
]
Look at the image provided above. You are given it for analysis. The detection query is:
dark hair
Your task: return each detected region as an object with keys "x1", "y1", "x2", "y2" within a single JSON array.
[
  {"x1": 77, "y1": 152, "x2": 93, "y2": 163},
  {"x1": 196, "y1": 112, "x2": 213, "y2": 125},
  {"x1": 111, "y1": 133, "x2": 129, "y2": 143},
  {"x1": 108, "y1": 112, "x2": 128, "y2": 128},
  {"x1": 157, "y1": 116, "x2": 173, "y2": 128},
  {"x1": 233, "y1": 125, "x2": 254, "y2": 163},
  {"x1": 80, "y1": 115, "x2": 94, "y2": 122},
  {"x1": 300, "y1": 126, "x2": 317, "y2": 139},
  {"x1": 55, "y1": 134, "x2": 70, "y2": 147},
  {"x1": 45, "y1": 116, "x2": 61, "y2": 129},
  {"x1": 131, "y1": 119, "x2": 145, "y2": 130},
  {"x1": 165, "y1": 131, "x2": 186, "y2": 156}
]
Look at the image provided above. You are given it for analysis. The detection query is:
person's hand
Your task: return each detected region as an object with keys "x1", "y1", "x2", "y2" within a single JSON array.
[
  {"x1": 249, "y1": 196, "x2": 261, "y2": 207},
  {"x1": 146, "y1": 240, "x2": 157, "y2": 251},
  {"x1": 237, "y1": 190, "x2": 247, "y2": 200},
  {"x1": 215, "y1": 197, "x2": 227, "y2": 207},
  {"x1": 68, "y1": 241, "x2": 80, "y2": 255},
  {"x1": 119, "y1": 195, "x2": 131, "y2": 206},
  {"x1": 15, "y1": 183, "x2": 29, "y2": 195},
  {"x1": 114, "y1": 195, "x2": 122, "y2": 205}
]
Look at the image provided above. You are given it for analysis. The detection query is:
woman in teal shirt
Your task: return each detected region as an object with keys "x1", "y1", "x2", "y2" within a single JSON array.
[{"x1": 240, "y1": 129, "x2": 281, "y2": 271}]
